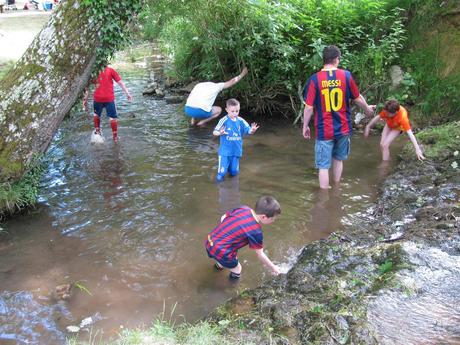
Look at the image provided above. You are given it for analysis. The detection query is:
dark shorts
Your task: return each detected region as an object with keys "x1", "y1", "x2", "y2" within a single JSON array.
[
  {"x1": 206, "y1": 248, "x2": 239, "y2": 269},
  {"x1": 315, "y1": 135, "x2": 351, "y2": 169},
  {"x1": 94, "y1": 101, "x2": 117, "y2": 118},
  {"x1": 184, "y1": 106, "x2": 212, "y2": 119}
]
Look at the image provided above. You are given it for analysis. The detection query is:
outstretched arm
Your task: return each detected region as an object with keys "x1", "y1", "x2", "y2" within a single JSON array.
[
  {"x1": 406, "y1": 129, "x2": 425, "y2": 160},
  {"x1": 302, "y1": 105, "x2": 313, "y2": 139},
  {"x1": 116, "y1": 80, "x2": 133, "y2": 102},
  {"x1": 82, "y1": 88, "x2": 89, "y2": 111},
  {"x1": 254, "y1": 248, "x2": 280, "y2": 275},
  {"x1": 353, "y1": 94, "x2": 375, "y2": 116},
  {"x1": 364, "y1": 115, "x2": 381, "y2": 138},
  {"x1": 222, "y1": 67, "x2": 248, "y2": 89}
]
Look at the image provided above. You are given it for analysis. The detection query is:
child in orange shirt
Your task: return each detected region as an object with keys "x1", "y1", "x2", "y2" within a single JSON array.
[{"x1": 364, "y1": 99, "x2": 425, "y2": 161}]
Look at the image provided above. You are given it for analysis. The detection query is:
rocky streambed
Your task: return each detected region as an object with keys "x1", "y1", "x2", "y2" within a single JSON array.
[{"x1": 210, "y1": 124, "x2": 460, "y2": 345}]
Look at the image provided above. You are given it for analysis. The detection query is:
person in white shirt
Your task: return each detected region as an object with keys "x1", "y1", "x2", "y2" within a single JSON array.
[{"x1": 184, "y1": 67, "x2": 248, "y2": 126}]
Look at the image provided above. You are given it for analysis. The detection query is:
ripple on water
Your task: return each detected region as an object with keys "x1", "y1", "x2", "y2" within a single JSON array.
[
  {"x1": 368, "y1": 242, "x2": 460, "y2": 345},
  {"x1": 0, "y1": 291, "x2": 69, "y2": 344}
]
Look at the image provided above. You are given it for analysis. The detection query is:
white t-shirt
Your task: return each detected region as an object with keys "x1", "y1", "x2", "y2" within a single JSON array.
[{"x1": 185, "y1": 82, "x2": 225, "y2": 112}]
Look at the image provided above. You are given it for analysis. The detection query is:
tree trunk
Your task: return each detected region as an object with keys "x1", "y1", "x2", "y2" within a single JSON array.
[{"x1": 0, "y1": 0, "x2": 99, "y2": 183}]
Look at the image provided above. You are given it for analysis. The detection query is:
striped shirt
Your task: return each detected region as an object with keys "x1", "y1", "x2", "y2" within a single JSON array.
[
  {"x1": 205, "y1": 206, "x2": 263, "y2": 261},
  {"x1": 304, "y1": 68, "x2": 360, "y2": 140}
]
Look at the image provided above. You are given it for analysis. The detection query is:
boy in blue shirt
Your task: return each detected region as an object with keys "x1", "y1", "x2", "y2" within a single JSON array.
[{"x1": 213, "y1": 98, "x2": 259, "y2": 182}]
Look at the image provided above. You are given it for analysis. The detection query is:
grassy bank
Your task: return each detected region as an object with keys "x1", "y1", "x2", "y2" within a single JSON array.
[
  {"x1": 68, "y1": 319, "x2": 249, "y2": 345},
  {"x1": 0, "y1": 157, "x2": 45, "y2": 219}
]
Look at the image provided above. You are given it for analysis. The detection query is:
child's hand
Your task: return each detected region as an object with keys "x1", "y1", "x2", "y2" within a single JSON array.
[
  {"x1": 272, "y1": 265, "x2": 281, "y2": 276},
  {"x1": 250, "y1": 123, "x2": 259, "y2": 134},
  {"x1": 416, "y1": 148, "x2": 425, "y2": 161},
  {"x1": 303, "y1": 126, "x2": 311, "y2": 139},
  {"x1": 219, "y1": 126, "x2": 228, "y2": 135},
  {"x1": 365, "y1": 105, "x2": 376, "y2": 116}
]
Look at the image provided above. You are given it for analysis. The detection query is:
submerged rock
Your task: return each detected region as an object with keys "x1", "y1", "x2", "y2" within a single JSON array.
[{"x1": 165, "y1": 95, "x2": 185, "y2": 104}]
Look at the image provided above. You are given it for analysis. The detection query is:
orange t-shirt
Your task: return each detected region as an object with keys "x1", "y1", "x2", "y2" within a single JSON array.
[{"x1": 379, "y1": 106, "x2": 411, "y2": 132}]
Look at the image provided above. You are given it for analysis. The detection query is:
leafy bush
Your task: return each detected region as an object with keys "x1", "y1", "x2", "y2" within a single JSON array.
[{"x1": 141, "y1": 0, "x2": 410, "y2": 117}]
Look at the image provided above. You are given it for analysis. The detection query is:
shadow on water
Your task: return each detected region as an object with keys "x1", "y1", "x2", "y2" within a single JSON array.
[{"x1": 0, "y1": 76, "x2": 418, "y2": 343}]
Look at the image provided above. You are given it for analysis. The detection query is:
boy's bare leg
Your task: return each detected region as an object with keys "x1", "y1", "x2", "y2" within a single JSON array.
[
  {"x1": 196, "y1": 106, "x2": 222, "y2": 126},
  {"x1": 331, "y1": 159, "x2": 343, "y2": 186},
  {"x1": 318, "y1": 169, "x2": 330, "y2": 189},
  {"x1": 380, "y1": 125, "x2": 400, "y2": 161},
  {"x1": 229, "y1": 262, "x2": 242, "y2": 279}
]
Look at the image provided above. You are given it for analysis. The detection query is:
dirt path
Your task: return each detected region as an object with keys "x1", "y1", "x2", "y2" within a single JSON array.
[{"x1": 0, "y1": 8, "x2": 50, "y2": 63}]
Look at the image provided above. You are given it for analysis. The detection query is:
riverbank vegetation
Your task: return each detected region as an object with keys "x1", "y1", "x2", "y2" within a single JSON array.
[
  {"x1": 140, "y1": 0, "x2": 459, "y2": 124},
  {"x1": 68, "y1": 319, "x2": 247, "y2": 345},
  {"x1": 0, "y1": 156, "x2": 45, "y2": 219}
]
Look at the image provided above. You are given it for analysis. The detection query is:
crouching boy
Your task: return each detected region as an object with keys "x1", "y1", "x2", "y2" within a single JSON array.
[{"x1": 205, "y1": 196, "x2": 281, "y2": 280}]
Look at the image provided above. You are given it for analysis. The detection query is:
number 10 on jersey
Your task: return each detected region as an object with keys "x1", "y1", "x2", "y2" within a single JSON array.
[{"x1": 321, "y1": 88, "x2": 344, "y2": 112}]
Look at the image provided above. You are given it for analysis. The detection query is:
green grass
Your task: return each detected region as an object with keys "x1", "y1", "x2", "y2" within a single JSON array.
[
  {"x1": 67, "y1": 319, "x2": 255, "y2": 345},
  {"x1": 416, "y1": 121, "x2": 460, "y2": 158},
  {"x1": 0, "y1": 61, "x2": 15, "y2": 80},
  {"x1": 0, "y1": 157, "x2": 45, "y2": 218}
]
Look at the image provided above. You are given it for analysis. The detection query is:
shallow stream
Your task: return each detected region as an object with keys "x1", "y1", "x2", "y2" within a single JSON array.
[{"x1": 0, "y1": 76, "x2": 396, "y2": 343}]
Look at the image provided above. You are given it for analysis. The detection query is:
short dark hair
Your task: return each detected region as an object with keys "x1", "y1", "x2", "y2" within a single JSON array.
[
  {"x1": 226, "y1": 98, "x2": 240, "y2": 107},
  {"x1": 255, "y1": 196, "x2": 281, "y2": 218},
  {"x1": 384, "y1": 99, "x2": 400, "y2": 113},
  {"x1": 323, "y1": 45, "x2": 341, "y2": 64}
]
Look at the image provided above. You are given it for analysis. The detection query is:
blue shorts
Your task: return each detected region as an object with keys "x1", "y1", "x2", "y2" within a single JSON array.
[
  {"x1": 315, "y1": 135, "x2": 351, "y2": 169},
  {"x1": 217, "y1": 156, "x2": 240, "y2": 182},
  {"x1": 206, "y1": 248, "x2": 239, "y2": 269},
  {"x1": 184, "y1": 106, "x2": 212, "y2": 119},
  {"x1": 94, "y1": 101, "x2": 117, "y2": 118}
]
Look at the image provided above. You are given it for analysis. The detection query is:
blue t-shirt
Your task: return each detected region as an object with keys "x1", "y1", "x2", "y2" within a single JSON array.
[{"x1": 214, "y1": 115, "x2": 251, "y2": 157}]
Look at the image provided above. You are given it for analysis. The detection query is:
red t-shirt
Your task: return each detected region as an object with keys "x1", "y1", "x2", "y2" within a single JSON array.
[
  {"x1": 93, "y1": 67, "x2": 121, "y2": 102},
  {"x1": 379, "y1": 106, "x2": 411, "y2": 132}
]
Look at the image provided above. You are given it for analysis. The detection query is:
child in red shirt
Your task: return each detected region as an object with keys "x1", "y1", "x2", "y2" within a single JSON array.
[
  {"x1": 364, "y1": 99, "x2": 425, "y2": 161},
  {"x1": 83, "y1": 66, "x2": 132, "y2": 142}
]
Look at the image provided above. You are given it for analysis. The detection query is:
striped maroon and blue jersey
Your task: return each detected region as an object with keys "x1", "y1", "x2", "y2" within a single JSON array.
[
  {"x1": 205, "y1": 206, "x2": 263, "y2": 261},
  {"x1": 304, "y1": 68, "x2": 360, "y2": 140}
]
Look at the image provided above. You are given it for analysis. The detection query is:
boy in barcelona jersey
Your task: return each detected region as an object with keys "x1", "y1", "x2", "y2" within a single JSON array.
[
  {"x1": 302, "y1": 45, "x2": 375, "y2": 189},
  {"x1": 205, "y1": 195, "x2": 281, "y2": 280},
  {"x1": 213, "y1": 98, "x2": 259, "y2": 182}
]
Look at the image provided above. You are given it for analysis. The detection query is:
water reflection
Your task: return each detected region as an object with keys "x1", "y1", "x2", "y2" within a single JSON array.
[
  {"x1": 99, "y1": 146, "x2": 126, "y2": 210},
  {"x1": 217, "y1": 176, "x2": 241, "y2": 214},
  {"x1": 308, "y1": 187, "x2": 344, "y2": 239}
]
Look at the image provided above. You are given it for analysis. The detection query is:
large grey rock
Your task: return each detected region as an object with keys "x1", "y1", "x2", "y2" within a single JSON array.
[
  {"x1": 389, "y1": 65, "x2": 404, "y2": 90},
  {"x1": 165, "y1": 95, "x2": 185, "y2": 104}
]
